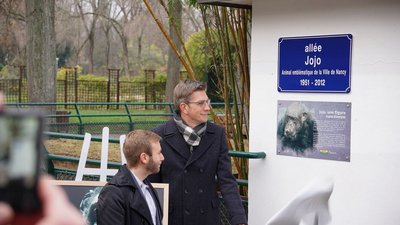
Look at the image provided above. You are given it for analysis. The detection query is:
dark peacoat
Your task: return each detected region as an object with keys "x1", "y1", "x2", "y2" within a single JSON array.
[
  {"x1": 148, "y1": 119, "x2": 247, "y2": 225},
  {"x1": 97, "y1": 165, "x2": 163, "y2": 225}
]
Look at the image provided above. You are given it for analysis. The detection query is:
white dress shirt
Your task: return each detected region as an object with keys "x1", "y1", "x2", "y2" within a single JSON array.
[{"x1": 132, "y1": 172, "x2": 157, "y2": 225}]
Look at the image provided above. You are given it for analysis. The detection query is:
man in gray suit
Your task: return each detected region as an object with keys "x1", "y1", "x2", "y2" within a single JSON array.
[{"x1": 149, "y1": 80, "x2": 247, "y2": 225}]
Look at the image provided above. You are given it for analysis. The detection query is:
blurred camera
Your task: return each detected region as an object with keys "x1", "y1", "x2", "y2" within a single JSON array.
[{"x1": 0, "y1": 110, "x2": 44, "y2": 212}]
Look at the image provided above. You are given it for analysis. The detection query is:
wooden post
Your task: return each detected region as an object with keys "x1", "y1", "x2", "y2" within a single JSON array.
[{"x1": 74, "y1": 67, "x2": 78, "y2": 103}]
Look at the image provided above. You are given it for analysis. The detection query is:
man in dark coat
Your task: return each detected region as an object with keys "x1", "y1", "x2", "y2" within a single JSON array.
[
  {"x1": 148, "y1": 80, "x2": 247, "y2": 225},
  {"x1": 97, "y1": 130, "x2": 164, "y2": 225}
]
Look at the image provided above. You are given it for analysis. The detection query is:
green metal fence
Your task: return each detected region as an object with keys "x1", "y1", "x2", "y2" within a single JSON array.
[{"x1": 6, "y1": 102, "x2": 226, "y2": 135}]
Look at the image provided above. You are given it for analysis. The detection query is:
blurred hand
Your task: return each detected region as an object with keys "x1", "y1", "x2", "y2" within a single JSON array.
[
  {"x1": 0, "y1": 202, "x2": 13, "y2": 225},
  {"x1": 0, "y1": 93, "x2": 84, "y2": 225},
  {"x1": 0, "y1": 176, "x2": 86, "y2": 225},
  {"x1": 0, "y1": 92, "x2": 4, "y2": 111}
]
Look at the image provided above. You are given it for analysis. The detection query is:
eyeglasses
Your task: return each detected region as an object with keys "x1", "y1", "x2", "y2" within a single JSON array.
[{"x1": 186, "y1": 99, "x2": 211, "y2": 107}]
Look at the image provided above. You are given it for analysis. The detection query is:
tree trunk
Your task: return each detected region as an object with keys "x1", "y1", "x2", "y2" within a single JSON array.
[
  {"x1": 136, "y1": 29, "x2": 144, "y2": 76},
  {"x1": 74, "y1": 0, "x2": 98, "y2": 74},
  {"x1": 121, "y1": 35, "x2": 130, "y2": 77},
  {"x1": 105, "y1": 29, "x2": 111, "y2": 68},
  {"x1": 25, "y1": 0, "x2": 56, "y2": 114},
  {"x1": 88, "y1": 29, "x2": 95, "y2": 73},
  {"x1": 165, "y1": 0, "x2": 182, "y2": 103}
]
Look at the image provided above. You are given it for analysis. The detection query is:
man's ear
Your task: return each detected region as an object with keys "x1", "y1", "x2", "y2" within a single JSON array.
[
  {"x1": 139, "y1": 152, "x2": 149, "y2": 164},
  {"x1": 179, "y1": 102, "x2": 188, "y2": 115}
]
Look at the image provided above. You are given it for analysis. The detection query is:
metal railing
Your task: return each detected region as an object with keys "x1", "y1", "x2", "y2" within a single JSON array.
[
  {"x1": 45, "y1": 131, "x2": 266, "y2": 186},
  {"x1": 6, "y1": 102, "x2": 227, "y2": 135}
]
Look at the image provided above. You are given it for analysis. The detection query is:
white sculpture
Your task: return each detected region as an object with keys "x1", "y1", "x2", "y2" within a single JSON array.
[{"x1": 266, "y1": 176, "x2": 334, "y2": 225}]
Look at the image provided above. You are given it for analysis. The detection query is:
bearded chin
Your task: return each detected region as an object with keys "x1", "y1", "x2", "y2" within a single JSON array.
[{"x1": 146, "y1": 158, "x2": 159, "y2": 173}]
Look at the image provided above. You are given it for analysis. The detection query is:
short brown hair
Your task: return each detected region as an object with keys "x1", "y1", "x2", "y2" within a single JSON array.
[
  {"x1": 173, "y1": 79, "x2": 207, "y2": 114},
  {"x1": 123, "y1": 130, "x2": 161, "y2": 167}
]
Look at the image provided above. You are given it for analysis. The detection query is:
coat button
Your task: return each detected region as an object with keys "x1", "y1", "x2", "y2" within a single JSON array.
[
  {"x1": 184, "y1": 189, "x2": 189, "y2": 194},
  {"x1": 199, "y1": 168, "x2": 204, "y2": 173},
  {"x1": 200, "y1": 208, "x2": 204, "y2": 214},
  {"x1": 198, "y1": 189, "x2": 203, "y2": 193},
  {"x1": 184, "y1": 169, "x2": 188, "y2": 173},
  {"x1": 185, "y1": 209, "x2": 190, "y2": 215}
]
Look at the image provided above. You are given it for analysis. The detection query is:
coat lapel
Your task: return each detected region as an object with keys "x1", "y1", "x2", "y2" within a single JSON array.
[
  {"x1": 129, "y1": 186, "x2": 154, "y2": 225},
  {"x1": 162, "y1": 120, "x2": 191, "y2": 160},
  {"x1": 117, "y1": 166, "x2": 154, "y2": 225},
  {"x1": 145, "y1": 179, "x2": 163, "y2": 225}
]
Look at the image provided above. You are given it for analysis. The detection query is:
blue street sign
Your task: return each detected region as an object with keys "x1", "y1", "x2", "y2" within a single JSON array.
[{"x1": 278, "y1": 34, "x2": 352, "y2": 93}]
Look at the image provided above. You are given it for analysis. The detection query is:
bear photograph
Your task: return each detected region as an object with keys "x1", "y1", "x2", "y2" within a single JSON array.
[
  {"x1": 277, "y1": 101, "x2": 318, "y2": 155},
  {"x1": 277, "y1": 100, "x2": 351, "y2": 162}
]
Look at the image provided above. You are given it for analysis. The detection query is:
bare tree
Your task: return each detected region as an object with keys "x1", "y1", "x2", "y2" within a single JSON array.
[
  {"x1": 56, "y1": 0, "x2": 88, "y2": 67},
  {"x1": 25, "y1": 0, "x2": 56, "y2": 110},
  {"x1": 165, "y1": 0, "x2": 183, "y2": 103},
  {"x1": 2, "y1": 0, "x2": 203, "y2": 81},
  {"x1": 0, "y1": 1, "x2": 26, "y2": 67},
  {"x1": 74, "y1": 0, "x2": 100, "y2": 74},
  {"x1": 109, "y1": 0, "x2": 144, "y2": 76},
  {"x1": 183, "y1": 5, "x2": 202, "y2": 33},
  {"x1": 97, "y1": 0, "x2": 113, "y2": 68},
  {"x1": 131, "y1": 12, "x2": 148, "y2": 75}
]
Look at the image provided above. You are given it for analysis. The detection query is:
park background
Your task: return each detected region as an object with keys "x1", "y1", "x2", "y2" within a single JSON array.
[
  {"x1": 0, "y1": 1, "x2": 254, "y2": 225},
  {"x1": 2, "y1": 0, "x2": 400, "y2": 224}
]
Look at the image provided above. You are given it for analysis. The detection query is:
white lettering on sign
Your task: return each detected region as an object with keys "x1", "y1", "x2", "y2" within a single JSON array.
[
  {"x1": 304, "y1": 43, "x2": 322, "y2": 52},
  {"x1": 304, "y1": 43, "x2": 322, "y2": 68},
  {"x1": 305, "y1": 55, "x2": 321, "y2": 68},
  {"x1": 336, "y1": 69, "x2": 347, "y2": 76}
]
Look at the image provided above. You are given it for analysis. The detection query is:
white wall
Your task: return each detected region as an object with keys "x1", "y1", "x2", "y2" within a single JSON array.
[{"x1": 248, "y1": 0, "x2": 400, "y2": 224}]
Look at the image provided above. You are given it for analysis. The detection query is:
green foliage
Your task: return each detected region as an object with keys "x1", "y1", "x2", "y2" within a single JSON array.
[
  {"x1": 185, "y1": 0, "x2": 199, "y2": 7},
  {"x1": 0, "y1": 65, "x2": 11, "y2": 78},
  {"x1": 185, "y1": 31, "x2": 212, "y2": 80},
  {"x1": 119, "y1": 75, "x2": 135, "y2": 82},
  {"x1": 77, "y1": 74, "x2": 107, "y2": 81},
  {"x1": 56, "y1": 66, "x2": 83, "y2": 80},
  {"x1": 0, "y1": 65, "x2": 21, "y2": 79},
  {"x1": 76, "y1": 75, "x2": 108, "y2": 102},
  {"x1": 155, "y1": 72, "x2": 167, "y2": 82},
  {"x1": 55, "y1": 69, "x2": 109, "y2": 102},
  {"x1": 119, "y1": 71, "x2": 166, "y2": 83}
]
